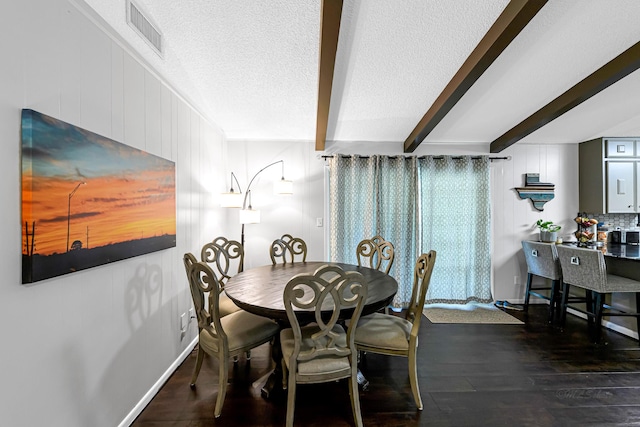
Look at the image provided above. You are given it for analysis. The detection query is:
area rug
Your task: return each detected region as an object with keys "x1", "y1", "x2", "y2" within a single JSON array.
[{"x1": 423, "y1": 303, "x2": 524, "y2": 324}]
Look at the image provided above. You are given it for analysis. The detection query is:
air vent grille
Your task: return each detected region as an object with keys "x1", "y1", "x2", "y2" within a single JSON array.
[{"x1": 127, "y1": 0, "x2": 163, "y2": 57}]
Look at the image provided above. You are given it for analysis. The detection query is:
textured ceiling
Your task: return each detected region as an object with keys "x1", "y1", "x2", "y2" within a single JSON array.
[{"x1": 83, "y1": 0, "x2": 640, "y2": 150}]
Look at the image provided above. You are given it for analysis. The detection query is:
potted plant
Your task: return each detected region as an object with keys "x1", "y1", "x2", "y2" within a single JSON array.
[{"x1": 536, "y1": 219, "x2": 562, "y2": 243}]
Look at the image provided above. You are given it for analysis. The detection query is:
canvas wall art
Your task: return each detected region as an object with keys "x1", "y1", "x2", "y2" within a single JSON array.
[{"x1": 21, "y1": 109, "x2": 176, "y2": 284}]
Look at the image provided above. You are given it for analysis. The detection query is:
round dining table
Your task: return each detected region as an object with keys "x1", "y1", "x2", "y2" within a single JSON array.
[
  {"x1": 225, "y1": 261, "x2": 398, "y2": 397},
  {"x1": 225, "y1": 261, "x2": 398, "y2": 323}
]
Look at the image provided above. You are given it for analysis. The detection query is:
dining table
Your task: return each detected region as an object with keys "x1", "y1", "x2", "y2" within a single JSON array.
[{"x1": 224, "y1": 261, "x2": 398, "y2": 398}]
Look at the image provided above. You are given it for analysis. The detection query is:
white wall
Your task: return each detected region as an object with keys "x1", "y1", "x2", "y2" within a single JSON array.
[
  {"x1": 225, "y1": 140, "x2": 326, "y2": 269},
  {"x1": 0, "y1": 1, "x2": 226, "y2": 426}
]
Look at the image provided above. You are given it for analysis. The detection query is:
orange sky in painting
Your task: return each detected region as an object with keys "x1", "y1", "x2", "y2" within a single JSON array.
[{"x1": 22, "y1": 168, "x2": 175, "y2": 256}]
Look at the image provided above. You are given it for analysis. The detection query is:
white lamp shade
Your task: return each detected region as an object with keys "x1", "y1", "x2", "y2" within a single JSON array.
[
  {"x1": 220, "y1": 192, "x2": 243, "y2": 208},
  {"x1": 239, "y1": 208, "x2": 261, "y2": 224},
  {"x1": 274, "y1": 179, "x2": 293, "y2": 195}
]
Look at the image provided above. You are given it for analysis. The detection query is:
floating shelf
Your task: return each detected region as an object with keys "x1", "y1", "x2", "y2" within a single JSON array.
[
  {"x1": 515, "y1": 173, "x2": 555, "y2": 211},
  {"x1": 515, "y1": 186, "x2": 555, "y2": 211}
]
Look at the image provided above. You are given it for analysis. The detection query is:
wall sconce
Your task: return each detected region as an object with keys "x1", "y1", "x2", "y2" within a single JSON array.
[{"x1": 221, "y1": 160, "x2": 293, "y2": 253}]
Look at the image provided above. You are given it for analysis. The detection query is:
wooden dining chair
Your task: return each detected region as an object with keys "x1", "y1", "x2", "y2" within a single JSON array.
[
  {"x1": 356, "y1": 235, "x2": 395, "y2": 274},
  {"x1": 183, "y1": 254, "x2": 280, "y2": 418},
  {"x1": 270, "y1": 234, "x2": 307, "y2": 265},
  {"x1": 201, "y1": 237, "x2": 243, "y2": 317},
  {"x1": 280, "y1": 264, "x2": 368, "y2": 427},
  {"x1": 353, "y1": 250, "x2": 436, "y2": 410}
]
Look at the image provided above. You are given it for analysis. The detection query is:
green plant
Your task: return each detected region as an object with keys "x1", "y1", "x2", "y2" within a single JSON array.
[{"x1": 535, "y1": 219, "x2": 561, "y2": 232}]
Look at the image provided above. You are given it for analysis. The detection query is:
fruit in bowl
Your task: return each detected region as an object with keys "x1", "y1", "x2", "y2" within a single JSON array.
[
  {"x1": 575, "y1": 231, "x2": 594, "y2": 242},
  {"x1": 575, "y1": 216, "x2": 598, "y2": 227}
]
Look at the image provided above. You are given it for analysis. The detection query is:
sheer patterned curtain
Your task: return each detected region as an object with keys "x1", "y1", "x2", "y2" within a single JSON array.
[
  {"x1": 328, "y1": 155, "x2": 491, "y2": 307},
  {"x1": 418, "y1": 156, "x2": 491, "y2": 303},
  {"x1": 328, "y1": 156, "x2": 418, "y2": 308}
]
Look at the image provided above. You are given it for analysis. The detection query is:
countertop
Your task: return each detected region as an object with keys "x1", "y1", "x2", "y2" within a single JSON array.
[{"x1": 561, "y1": 241, "x2": 640, "y2": 261}]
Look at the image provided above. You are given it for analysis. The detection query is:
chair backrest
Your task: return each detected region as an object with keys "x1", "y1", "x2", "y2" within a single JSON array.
[
  {"x1": 283, "y1": 264, "x2": 367, "y2": 361},
  {"x1": 201, "y1": 236, "x2": 245, "y2": 285},
  {"x1": 406, "y1": 251, "x2": 437, "y2": 337},
  {"x1": 356, "y1": 235, "x2": 395, "y2": 274},
  {"x1": 555, "y1": 245, "x2": 607, "y2": 292},
  {"x1": 184, "y1": 253, "x2": 226, "y2": 339},
  {"x1": 270, "y1": 234, "x2": 307, "y2": 265},
  {"x1": 521, "y1": 241, "x2": 562, "y2": 280}
]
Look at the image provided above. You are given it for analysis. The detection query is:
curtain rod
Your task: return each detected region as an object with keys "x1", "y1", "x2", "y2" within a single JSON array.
[{"x1": 321, "y1": 155, "x2": 511, "y2": 161}]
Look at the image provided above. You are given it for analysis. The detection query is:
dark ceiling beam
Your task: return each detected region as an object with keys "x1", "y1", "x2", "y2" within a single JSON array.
[
  {"x1": 315, "y1": 0, "x2": 343, "y2": 151},
  {"x1": 404, "y1": 0, "x2": 547, "y2": 153},
  {"x1": 491, "y1": 41, "x2": 640, "y2": 153}
]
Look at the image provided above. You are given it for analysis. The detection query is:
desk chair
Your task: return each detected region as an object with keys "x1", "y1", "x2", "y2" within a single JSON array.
[
  {"x1": 270, "y1": 234, "x2": 307, "y2": 264},
  {"x1": 352, "y1": 251, "x2": 436, "y2": 410},
  {"x1": 184, "y1": 254, "x2": 280, "y2": 418},
  {"x1": 201, "y1": 237, "x2": 243, "y2": 317},
  {"x1": 280, "y1": 264, "x2": 367, "y2": 427},
  {"x1": 556, "y1": 245, "x2": 640, "y2": 344},
  {"x1": 521, "y1": 241, "x2": 563, "y2": 323}
]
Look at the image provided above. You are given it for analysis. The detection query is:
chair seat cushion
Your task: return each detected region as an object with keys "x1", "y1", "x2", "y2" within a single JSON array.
[
  {"x1": 604, "y1": 274, "x2": 640, "y2": 293},
  {"x1": 199, "y1": 310, "x2": 279, "y2": 354},
  {"x1": 280, "y1": 324, "x2": 350, "y2": 375},
  {"x1": 354, "y1": 313, "x2": 412, "y2": 352},
  {"x1": 219, "y1": 291, "x2": 241, "y2": 317}
]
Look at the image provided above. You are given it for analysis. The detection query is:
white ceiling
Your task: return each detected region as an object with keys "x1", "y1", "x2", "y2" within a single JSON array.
[{"x1": 84, "y1": 0, "x2": 640, "y2": 151}]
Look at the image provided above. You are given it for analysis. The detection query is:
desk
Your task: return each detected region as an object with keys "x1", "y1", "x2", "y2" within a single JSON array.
[{"x1": 225, "y1": 261, "x2": 398, "y2": 396}]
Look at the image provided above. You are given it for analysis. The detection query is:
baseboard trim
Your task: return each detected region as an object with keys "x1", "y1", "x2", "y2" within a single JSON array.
[
  {"x1": 566, "y1": 307, "x2": 639, "y2": 340},
  {"x1": 510, "y1": 300, "x2": 639, "y2": 341},
  {"x1": 118, "y1": 337, "x2": 198, "y2": 427}
]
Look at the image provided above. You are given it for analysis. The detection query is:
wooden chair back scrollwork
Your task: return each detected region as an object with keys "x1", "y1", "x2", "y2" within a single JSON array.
[
  {"x1": 270, "y1": 234, "x2": 307, "y2": 265},
  {"x1": 356, "y1": 235, "x2": 395, "y2": 275},
  {"x1": 201, "y1": 236, "x2": 245, "y2": 285}
]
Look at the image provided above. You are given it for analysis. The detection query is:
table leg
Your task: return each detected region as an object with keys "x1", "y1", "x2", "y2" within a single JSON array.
[
  {"x1": 356, "y1": 351, "x2": 370, "y2": 390},
  {"x1": 260, "y1": 324, "x2": 284, "y2": 399}
]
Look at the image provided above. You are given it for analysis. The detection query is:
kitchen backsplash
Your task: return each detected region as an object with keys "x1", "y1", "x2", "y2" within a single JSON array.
[{"x1": 582, "y1": 213, "x2": 639, "y2": 230}]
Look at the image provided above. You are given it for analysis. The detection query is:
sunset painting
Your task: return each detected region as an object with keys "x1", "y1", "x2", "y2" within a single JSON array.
[{"x1": 21, "y1": 109, "x2": 176, "y2": 283}]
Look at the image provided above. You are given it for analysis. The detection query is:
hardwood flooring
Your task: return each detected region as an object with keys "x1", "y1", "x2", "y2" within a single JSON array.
[{"x1": 131, "y1": 306, "x2": 640, "y2": 426}]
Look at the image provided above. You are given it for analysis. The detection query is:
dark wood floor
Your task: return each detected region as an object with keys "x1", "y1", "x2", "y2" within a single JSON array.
[{"x1": 131, "y1": 305, "x2": 640, "y2": 426}]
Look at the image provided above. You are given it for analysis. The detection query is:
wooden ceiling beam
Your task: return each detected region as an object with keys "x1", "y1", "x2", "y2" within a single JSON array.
[
  {"x1": 404, "y1": 0, "x2": 547, "y2": 153},
  {"x1": 490, "y1": 41, "x2": 640, "y2": 153},
  {"x1": 315, "y1": 0, "x2": 343, "y2": 151}
]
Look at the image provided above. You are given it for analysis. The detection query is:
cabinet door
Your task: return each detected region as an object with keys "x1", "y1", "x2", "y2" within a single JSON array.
[
  {"x1": 605, "y1": 138, "x2": 636, "y2": 157},
  {"x1": 607, "y1": 161, "x2": 635, "y2": 213}
]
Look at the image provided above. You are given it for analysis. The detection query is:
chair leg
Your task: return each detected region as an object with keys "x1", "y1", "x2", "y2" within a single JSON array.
[
  {"x1": 548, "y1": 279, "x2": 559, "y2": 323},
  {"x1": 636, "y1": 293, "x2": 640, "y2": 346},
  {"x1": 349, "y1": 364, "x2": 364, "y2": 427},
  {"x1": 285, "y1": 367, "x2": 297, "y2": 427},
  {"x1": 214, "y1": 354, "x2": 229, "y2": 418},
  {"x1": 190, "y1": 345, "x2": 205, "y2": 388},
  {"x1": 594, "y1": 292, "x2": 604, "y2": 344},
  {"x1": 408, "y1": 345, "x2": 423, "y2": 410},
  {"x1": 523, "y1": 273, "x2": 533, "y2": 313},
  {"x1": 586, "y1": 291, "x2": 594, "y2": 332},
  {"x1": 560, "y1": 282, "x2": 570, "y2": 328}
]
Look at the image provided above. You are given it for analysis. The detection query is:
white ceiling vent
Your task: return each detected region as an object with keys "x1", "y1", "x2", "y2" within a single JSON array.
[{"x1": 126, "y1": 0, "x2": 163, "y2": 57}]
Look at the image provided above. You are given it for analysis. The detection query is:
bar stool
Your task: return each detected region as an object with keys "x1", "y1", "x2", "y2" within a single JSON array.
[
  {"x1": 556, "y1": 245, "x2": 640, "y2": 344},
  {"x1": 521, "y1": 241, "x2": 563, "y2": 323}
]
